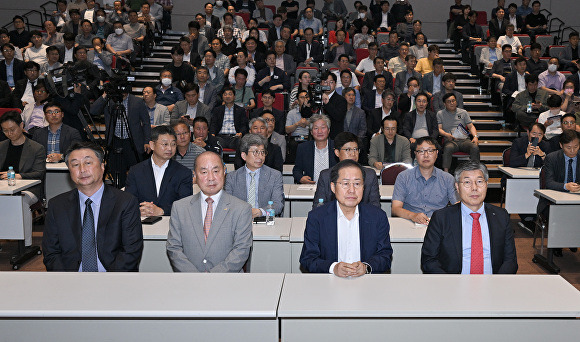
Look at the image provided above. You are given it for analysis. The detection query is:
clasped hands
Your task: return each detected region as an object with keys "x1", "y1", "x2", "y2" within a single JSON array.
[{"x1": 333, "y1": 261, "x2": 366, "y2": 278}]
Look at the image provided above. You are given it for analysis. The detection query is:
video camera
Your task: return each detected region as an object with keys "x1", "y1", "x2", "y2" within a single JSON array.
[
  {"x1": 309, "y1": 70, "x2": 331, "y2": 114},
  {"x1": 101, "y1": 70, "x2": 135, "y2": 103},
  {"x1": 45, "y1": 62, "x2": 89, "y2": 98}
]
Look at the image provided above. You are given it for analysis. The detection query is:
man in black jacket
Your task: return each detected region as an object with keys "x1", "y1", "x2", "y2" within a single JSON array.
[
  {"x1": 321, "y1": 72, "x2": 347, "y2": 139},
  {"x1": 209, "y1": 86, "x2": 248, "y2": 149}
]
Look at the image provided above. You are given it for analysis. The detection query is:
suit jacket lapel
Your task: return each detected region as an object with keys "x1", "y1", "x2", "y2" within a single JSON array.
[
  {"x1": 188, "y1": 193, "x2": 206, "y2": 251},
  {"x1": 238, "y1": 168, "x2": 247, "y2": 202},
  {"x1": 96, "y1": 186, "x2": 114, "y2": 252},
  {"x1": 69, "y1": 190, "x2": 82, "y2": 252},
  {"x1": 484, "y1": 204, "x2": 498, "y2": 272},
  {"x1": 257, "y1": 167, "x2": 268, "y2": 207},
  {"x1": 452, "y1": 204, "x2": 463, "y2": 266},
  {"x1": 19, "y1": 139, "x2": 30, "y2": 172},
  {"x1": 158, "y1": 160, "x2": 175, "y2": 200},
  {"x1": 205, "y1": 192, "x2": 230, "y2": 253},
  {"x1": 358, "y1": 205, "x2": 370, "y2": 260},
  {"x1": 328, "y1": 201, "x2": 339, "y2": 260}
]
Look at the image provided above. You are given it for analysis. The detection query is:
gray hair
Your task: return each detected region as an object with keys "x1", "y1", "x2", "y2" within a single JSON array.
[
  {"x1": 309, "y1": 114, "x2": 331, "y2": 131},
  {"x1": 65, "y1": 141, "x2": 105, "y2": 165},
  {"x1": 454, "y1": 161, "x2": 489, "y2": 183},
  {"x1": 240, "y1": 133, "x2": 267, "y2": 153},
  {"x1": 222, "y1": 24, "x2": 233, "y2": 32},
  {"x1": 274, "y1": 39, "x2": 286, "y2": 47},
  {"x1": 249, "y1": 116, "x2": 267, "y2": 128}
]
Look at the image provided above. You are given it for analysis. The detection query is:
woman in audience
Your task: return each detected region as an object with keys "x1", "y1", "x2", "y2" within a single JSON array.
[
  {"x1": 561, "y1": 79, "x2": 579, "y2": 114},
  {"x1": 353, "y1": 23, "x2": 374, "y2": 49},
  {"x1": 328, "y1": 17, "x2": 350, "y2": 45},
  {"x1": 241, "y1": 18, "x2": 268, "y2": 45},
  {"x1": 409, "y1": 32, "x2": 428, "y2": 60},
  {"x1": 289, "y1": 70, "x2": 313, "y2": 109}
]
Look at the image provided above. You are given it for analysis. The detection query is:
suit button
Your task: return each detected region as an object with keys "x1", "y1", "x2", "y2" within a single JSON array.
[{"x1": 203, "y1": 259, "x2": 207, "y2": 263}]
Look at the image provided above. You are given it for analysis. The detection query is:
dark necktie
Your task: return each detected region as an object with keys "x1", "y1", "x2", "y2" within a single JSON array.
[
  {"x1": 82, "y1": 198, "x2": 98, "y2": 272},
  {"x1": 567, "y1": 159, "x2": 575, "y2": 184}
]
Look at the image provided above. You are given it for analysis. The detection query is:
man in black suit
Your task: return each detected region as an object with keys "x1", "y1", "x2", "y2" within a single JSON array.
[
  {"x1": 209, "y1": 86, "x2": 248, "y2": 149},
  {"x1": 321, "y1": 72, "x2": 348, "y2": 139},
  {"x1": 367, "y1": 89, "x2": 399, "y2": 139},
  {"x1": 90, "y1": 90, "x2": 151, "y2": 188},
  {"x1": 233, "y1": 117, "x2": 283, "y2": 172},
  {"x1": 293, "y1": 114, "x2": 338, "y2": 184},
  {"x1": 255, "y1": 51, "x2": 290, "y2": 93},
  {"x1": 489, "y1": 7, "x2": 509, "y2": 39},
  {"x1": 402, "y1": 92, "x2": 439, "y2": 148},
  {"x1": 313, "y1": 132, "x2": 380, "y2": 208},
  {"x1": 374, "y1": 1, "x2": 395, "y2": 32},
  {"x1": 0, "y1": 79, "x2": 10, "y2": 108},
  {"x1": 0, "y1": 43, "x2": 25, "y2": 87},
  {"x1": 125, "y1": 125, "x2": 193, "y2": 217},
  {"x1": 195, "y1": 66, "x2": 218, "y2": 112},
  {"x1": 361, "y1": 74, "x2": 389, "y2": 113},
  {"x1": 10, "y1": 61, "x2": 41, "y2": 109},
  {"x1": 361, "y1": 56, "x2": 393, "y2": 93},
  {"x1": 297, "y1": 27, "x2": 324, "y2": 67},
  {"x1": 244, "y1": 37, "x2": 266, "y2": 71},
  {"x1": 42, "y1": 141, "x2": 143, "y2": 271},
  {"x1": 268, "y1": 14, "x2": 284, "y2": 46},
  {"x1": 325, "y1": 29, "x2": 356, "y2": 65},
  {"x1": 421, "y1": 161, "x2": 518, "y2": 274},
  {"x1": 191, "y1": 116, "x2": 222, "y2": 154},
  {"x1": 32, "y1": 102, "x2": 82, "y2": 163},
  {"x1": 250, "y1": 89, "x2": 285, "y2": 135},
  {"x1": 204, "y1": 3, "x2": 221, "y2": 30}
]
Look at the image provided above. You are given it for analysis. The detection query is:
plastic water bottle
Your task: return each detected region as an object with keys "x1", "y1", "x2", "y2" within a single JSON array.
[
  {"x1": 265, "y1": 201, "x2": 275, "y2": 226},
  {"x1": 316, "y1": 198, "x2": 324, "y2": 208},
  {"x1": 527, "y1": 101, "x2": 532, "y2": 113},
  {"x1": 7, "y1": 166, "x2": 16, "y2": 186}
]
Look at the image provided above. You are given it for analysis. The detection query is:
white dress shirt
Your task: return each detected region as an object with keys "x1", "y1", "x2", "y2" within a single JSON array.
[
  {"x1": 151, "y1": 158, "x2": 169, "y2": 197},
  {"x1": 200, "y1": 189, "x2": 223, "y2": 223},
  {"x1": 313, "y1": 141, "x2": 329, "y2": 183},
  {"x1": 329, "y1": 204, "x2": 361, "y2": 274}
]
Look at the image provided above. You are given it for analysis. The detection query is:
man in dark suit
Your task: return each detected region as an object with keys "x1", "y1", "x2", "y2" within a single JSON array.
[
  {"x1": 293, "y1": 114, "x2": 338, "y2": 184},
  {"x1": 244, "y1": 37, "x2": 266, "y2": 71},
  {"x1": 374, "y1": 1, "x2": 395, "y2": 32},
  {"x1": 250, "y1": 89, "x2": 285, "y2": 135},
  {"x1": 362, "y1": 74, "x2": 389, "y2": 113},
  {"x1": 90, "y1": 90, "x2": 151, "y2": 188},
  {"x1": 0, "y1": 79, "x2": 11, "y2": 108},
  {"x1": 32, "y1": 102, "x2": 82, "y2": 163},
  {"x1": 170, "y1": 83, "x2": 212, "y2": 126},
  {"x1": 367, "y1": 90, "x2": 399, "y2": 139},
  {"x1": 0, "y1": 43, "x2": 25, "y2": 87},
  {"x1": 192, "y1": 116, "x2": 222, "y2": 154},
  {"x1": 296, "y1": 27, "x2": 324, "y2": 67},
  {"x1": 255, "y1": 51, "x2": 291, "y2": 93},
  {"x1": 325, "y1": 29, "x2": 356, "y2": 65},
  {"x1": 397, "y1": 76, "x2": 421, "y2": 116},
  {"x1": 394, "y1": 55, "x2": 422, "y2": 97},
  {"x1": 489, "y1": 7, "x2": 509, "y2": 39},
  {"x1": 42, "y1": 141, "x2": 143, "y2": 271},
  {"x1": 0, "y1": 111, "x2": 46, "y2": 249},
  {"x1": 195, "y1": 66, "x2": 218, "y2": 112},
  {"x1": 204, "y1": 3, "x2": 221, "y2": 30},
  {"x1": 421, "y1": 58, "x2": 445, "y2": 97},
  {"x1": 402, "y1": 92, "x2": 439, "y2": 148},
  {"x1": 300, "y1": 159, "x2": 393, "y2": 275},
  {"x1": 361, "y1": 56, "x2": 393, "y2": 93},
  {"x1": 268, "y1": 15, "x2": 284, "y2": 46},
  {"x1": 209, "y1": 86, "x2": 248, "y2": 149},
  {"x1": 125, "y1": 125, "x2": 193, "y2": 217},
  {"x1": 233, "y1": 117, "x2": 283, "y2": 172},
  {"x1": 313, "y1": 132, "x2": 379, "y2": 208},
  {"x1": 559, "y1": 31, "x2": 579, "y2": 73},
  {"x1": 421, "y1": 161, "x2": 518, "y2": 274},
  {"x1": 225, "y1": 133, "x2": 285, "y2": 217},
  {"x1": 510, "y1": 122, "x2": 550, "y2": 168},
  {"x1": 10, "y1": 61, "x2": 41, "y2": 109},
  {"x1": 322, "y1": 72, "x2": 347, "y2": 139}
]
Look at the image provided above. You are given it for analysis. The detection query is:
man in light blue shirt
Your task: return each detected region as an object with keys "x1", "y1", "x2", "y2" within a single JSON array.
[{"x1": 299, "y1": 7, "x2": 323, "y2": 38}]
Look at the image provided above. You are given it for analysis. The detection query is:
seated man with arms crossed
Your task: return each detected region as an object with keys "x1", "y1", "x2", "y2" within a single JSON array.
[
  {"x1": 125, "y1": 125, "x2": 193, "y2": 217},
  {"x1": 421, "y1": 161, "x2": 518, "y2": 274},
  {"x1": 166, "y1": 151, "x2": 253, "y2": 272},
  {"x1": 314, "y1": 132, "x2": 380, "y2": 208},
  {"x1": 225, "y1": 134, "x2": 284, "y2": 218},
  {"x1": 43, "y1": 141, "x2": 143, "y2": 271},
  {"x1": 300, "y1": 159, "x2": 393, "y2": 276},
  {"x1": 392, "y1": 136, "x2": 458, "y2": 225}
]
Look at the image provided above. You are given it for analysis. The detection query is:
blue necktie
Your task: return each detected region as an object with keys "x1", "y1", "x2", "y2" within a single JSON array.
[
  {"x1": 82, "y1": 198, "x2": 98, "y2": 272},
  {"x1": 567, "y1": 159, "x2": 575, "y2": 184}
]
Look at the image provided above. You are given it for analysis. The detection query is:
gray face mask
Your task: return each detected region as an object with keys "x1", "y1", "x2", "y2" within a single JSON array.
[{"x1": 548, "y1": 64, "x2": 557, "y2": 73}]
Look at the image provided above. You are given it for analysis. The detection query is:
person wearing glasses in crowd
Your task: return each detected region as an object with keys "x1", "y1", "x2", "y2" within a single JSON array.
[
  {"x1": 300, "y1": 158, "x2": 393, "y2": 276},
  {"x1": 32, "y1": 102, "x2": 82, "y2": 163},
  {"x1": 368, "y1": 116, "x2": 412, "y2": 170},
  {"x1": 313, "y1": 132, "x2": 380, "y2": 208},
  {"x1": 421, "y1": 161, "x2": 518, "y2": 274},
  {"x1": 391, "y1": 136, "x2": 458, "y2": 225}
]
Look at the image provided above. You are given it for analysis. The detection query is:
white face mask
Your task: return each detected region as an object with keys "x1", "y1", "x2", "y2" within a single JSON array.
[
  {"x1": 96, "y1": 16, "x2": 105, "y2": 23},
  {"x1": 216, "y1": 1, "x2": 223, "y2": 6},
  {"x1": 548, "y1": 64, "x2": 557, "y2": 73},
  {"x1": 564, "y1": 88, "x2": 574, "y2": 95},
  {"x1": 161, "y1": 78, "x2": 172, "y2": 87},
  {"x1": 114, "y1": 28, "x2": 124, "y2": 35},
  {"x1": 412, "y1": 88, "x2": 419, "y2": 96},
  {"x1": 358, "y1": 12, "x2": 366, "y2": 19}
]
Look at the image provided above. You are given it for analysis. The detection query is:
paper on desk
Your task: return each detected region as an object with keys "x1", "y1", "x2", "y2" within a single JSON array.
[{"x1": 297, "y1": 185, "x2": 316, "y2": 191}]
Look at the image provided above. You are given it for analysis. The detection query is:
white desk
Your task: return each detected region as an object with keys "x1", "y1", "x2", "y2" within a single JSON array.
[
  {"x1": 0, "y1": 180, "x2": 41, "y2": 240},
  {"x1": 45, "y1": 162, "x2": 75, "y2": 202},
  {"x1": 140, "y1": 217, "x2": 293, "y2": 273},
  {"x1": 286, "y1": 184, "x2": 394, "y2": 217},
  {"x1": 0, "y1": 272, "x2": 283, "y2": 342},
  {"x1": 499, "y1": 166, "x2": 540, "y2": 214},
  {"x1": 289, "y1": 217, "x2": 426, "y2": 274},
  {"x1": 283, "y1": 164, "x2": 293, "y2": 184},
  {"x1": 278, "y1": 274, "x2": 580, "y2": 341},
  {"x1": 534, "y1": 190, "x2": 580, "y2": 249}
]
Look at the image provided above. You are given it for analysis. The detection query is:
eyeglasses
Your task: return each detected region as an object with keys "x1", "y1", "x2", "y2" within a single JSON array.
[
  {"x1": 445, "y1": 99, "x2": 457, "y2": 103},
  {"x1": 175, "y1": 132, "x2": 190, "y2": 137},
  {"x1": 459, "y1": 179, "x2": 487, "y2": 188},
  {"x1": 415, "y1": 149, "x2": 437, "y2": 155},
  {"x1": 156, "y1": 142, "x2": 176, "y2": 148},
  {"x1": 340, "y1": 147, "x2": 360, "y2": 153},
  {"x1": 45, "y1": 109, "x2": 61, "y2": 115},
  {"x1": 263, "y1": 118, "x2": 275, "y2": 122},
  {"x1": 335, "y1": 180, "x2": 364, "y2": 189},
  {"x1": 248, "y1": 150, "x2": 267, "y2": 156}
]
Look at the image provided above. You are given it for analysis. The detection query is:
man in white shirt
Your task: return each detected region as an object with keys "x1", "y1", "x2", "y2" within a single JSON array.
[
  {"x1": 24, "y1": 31, "x2": 48, "y2": 65},
  {"x1": 299, "y1": 158, "x2": 393, "y2": 276},
  {"x1": 355, "y1": 42, "x2": 379, "y2": 77},
  {"x1": 497, "y1": 24, "x2": 523, "y2": 55}
]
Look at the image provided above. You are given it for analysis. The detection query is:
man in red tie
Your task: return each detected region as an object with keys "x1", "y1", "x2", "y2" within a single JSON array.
[{"x1": 421, "y1": 161, "x2": 518, "y2": 274}]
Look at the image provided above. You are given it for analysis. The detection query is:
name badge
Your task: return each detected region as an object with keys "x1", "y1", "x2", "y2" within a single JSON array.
[{"x1": 273, "y1": 75, "x2": 279, "y2": 79}]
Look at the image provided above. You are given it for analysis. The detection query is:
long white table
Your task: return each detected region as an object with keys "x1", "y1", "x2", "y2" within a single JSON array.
[
  {"x1": 498, "y1": 166, "x2": 540, "y2": 214},
  {"x1": 289, "y1": 217, "x2": 426, "y2": 274},
  {"x1": 533, "y1": 189, "x2": 580, "y2": 273},
  {"x1": 0, "y1": 180, "x2": 41, "y2": 241},
  {"x1": 140, "y1": 217, "x2": 293, "y2": 273},
  {"x1": 278, "y1": 274, "x2": 580, "y2": 341},
  {"x1": 45, "y1": 162, "x2": 76, "y2": 202},
  {"x1": 0, "y1": 272, "x2": 283, "y2": 341},
  {"x1": 286, "y1": 184, "x2": 394, "y2": 217}
]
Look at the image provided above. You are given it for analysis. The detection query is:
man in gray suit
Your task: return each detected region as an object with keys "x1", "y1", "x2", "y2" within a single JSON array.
[
  {"x1": 368, "y1": 117, "x2": 412, "y2": 169},
  {"x1": 166, "y1": 151, "x2": 253, "y2": 272},
  {"x1": 314, "y1": 132, "x2": 380, "y2": 208},
  {"x1": 421, "y1": 58, "x2": 445, "y2": 97},
  {"x1": 142, "y1": 86, "x2": 170, "y2": 127},
  {"x1": 394, "y1": 55, "x2": 422, "y2": 97},
  {"x1": 225, "y1": 134, "x2": 285, "y2": 217},
  {"x1": 170, "y1": 83, "x2": 212, "y2": 126},
  {"x1": 343, "y1": 87, "x2": 367, "y2": 146},
  {"x1": 195, "y1": 66, "x2": 218, "y2": 112}
]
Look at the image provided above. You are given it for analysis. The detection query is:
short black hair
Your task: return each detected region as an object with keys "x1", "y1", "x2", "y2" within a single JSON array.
[
  {"x1": 330, "y1": 159, "x2": 366, "y2": 184},
  {"x1": 406, "y1": 76, "x2": 419, "y2": 87},
  {"x1": 234, "y1": 68, "x2": 248, "y2": 78},
  {"x1": 192, "y1": 116, "x2": 209, "y2": 126},
  {"x1": 569, "y1": 32, "x2": 579, "y2": 40},
  {"x1": 63, "y1": 32, "x2": 76, "y2": 42},
  {"x1": 414, "y1": 136, "x2": 439, "y2": 150},
  {"x1": 529, "y1": 122, "x2": 546, "y2": 134},
  {"x1": 150, "y1": 125, "x2": 176, "y2": 141},
  {"x1": 381, "y1": 116, "x2": 398, "y2": 128},
  {"x1": 559, "y1": 129, "x2": 580, "y2": 145},
  {"x1": 183, "y1": 83, "x2": 199, "y2": 94},
  {"x1": 23, "y1": 61, "x2": 40, "y2": 71},
  {"x1": 433, "y1": 58, "x2": 444, "y2": 66},
  {"x1": 502, "y1": 44, "x2": 513, "y2": 51},
  {"x1": 0, "y1": 110, "x2": 22, "y2": 125},
  {"x1": 43, "y1": 101, "x2": 62, "y2": 114},
  {"x1": 530, "y1": 42, "x2": 542, "y2": 51},
  {"x1": 515, "y1": 56, "x2": 527, "y2": 65},
  {"x1": 524, "y1": 73, "x2": 539, "y2": 84},
  {"x1": 65, "y1": 141, "x2": 105, "y2": 164},
  {"x1": 562, "y1": 113, "x2": 576, "y2": 123},
  {"x1": 203, "y1": 49, "x2": 216, "y2": 58},
  {"x1": 46, "y1": 45, "x2": 59, "y2": 54},
  {"x1": 334, "y1": 132, "x2": 359, "y2": 150},
  {"x1": 188, "y1": 20, "x2": 200, "y2": 30},
  {"x1": 442, "y1": 73, "x2": 456, "y2": 82},
  {"x1": 442, "y1": 92, "x2": 457, "y2": 103},
  {"x1": 261, "y1": 89, "x2": 276, "y2": 99},
  {"x1": 171, "y1": 46, "x2": 184, "y2": 55},
  {"x1": 547, "y1": 94, "x2": 562, "y2": 108}
]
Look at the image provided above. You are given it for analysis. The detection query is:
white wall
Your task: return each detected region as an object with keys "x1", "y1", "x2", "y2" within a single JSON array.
[{"x1": 1, "y1": 0, "x2": 578, "y2": 40}]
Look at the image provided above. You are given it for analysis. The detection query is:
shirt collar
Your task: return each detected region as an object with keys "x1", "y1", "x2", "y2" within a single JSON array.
[
  {"x1": 78, "y1": 182, "x2": 105, "y2": 206},
  {"x1": 200, "y1": 189, "x2": 223, "y2": 204},
  {"x1": 245, "y1": 165, "x2": 261, "y2": 176},
  {"x1": 460, "y1": 201, "x2": 485, "y2": 215},
  {"x1": 337, "y1": 203, "x2": 359, "y2": 221},
  {"x1": 151, "y1": 157, "x2": 170, "y2": 170}
]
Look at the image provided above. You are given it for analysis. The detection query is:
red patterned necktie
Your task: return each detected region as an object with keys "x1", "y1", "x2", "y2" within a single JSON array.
[{"x1": 470, "y1": 213, "x2": 483, "y2": 274}]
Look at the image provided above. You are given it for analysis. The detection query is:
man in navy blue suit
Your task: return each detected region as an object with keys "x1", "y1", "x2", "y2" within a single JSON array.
[
  {"x1": 300, "y1": 159, "x2": 393, "y2": 276},
  {"x1": 125, "y1": 125, "x2": 193, "y2": 217},
  {"x1": 421, "y1": 161, "x2": 518, "y2": 274}
]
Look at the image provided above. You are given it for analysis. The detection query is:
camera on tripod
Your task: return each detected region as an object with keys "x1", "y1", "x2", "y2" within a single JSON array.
[
  {"x1": 101, "y1": 71, "x2": 135, "y2": 102},
  {"x1": 45, "y1": 62, "x2": 89, "y2": 97},
  {"x1": 309, "y1": 71, "x2": 330, "y2": 114}
]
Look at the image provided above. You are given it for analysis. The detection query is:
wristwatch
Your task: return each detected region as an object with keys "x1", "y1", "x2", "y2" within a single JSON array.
[{"x1": 364, "y1": 262, "x2": 372, "y2": 274}]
